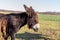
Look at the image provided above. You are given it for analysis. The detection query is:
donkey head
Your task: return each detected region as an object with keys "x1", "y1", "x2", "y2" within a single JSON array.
[{"x1": 24, "y1": 4, "x2": 39, "y2": 32}]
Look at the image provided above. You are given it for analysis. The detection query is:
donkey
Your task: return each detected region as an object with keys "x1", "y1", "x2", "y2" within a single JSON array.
[{"x1": 1, "y1": 5, "x2": 39, "y2": 40}]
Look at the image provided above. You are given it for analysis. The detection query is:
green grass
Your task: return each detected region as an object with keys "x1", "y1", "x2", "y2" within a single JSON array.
[{"x1": 38, "y1": 14, "x2": 60, "y2": 21}]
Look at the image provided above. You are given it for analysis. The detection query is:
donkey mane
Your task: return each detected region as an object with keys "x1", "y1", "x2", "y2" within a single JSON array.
[{"x1": 7, "y1": 12, "x2": 27, "y2": 16}]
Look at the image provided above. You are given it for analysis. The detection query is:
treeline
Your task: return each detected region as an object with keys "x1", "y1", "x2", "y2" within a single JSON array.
[
  {"x1": 0, "y1": 9, "x2": 60, "y2": 15},
  {"x1": 38, "y1": 12, "x2": 60, "y2": 15}
]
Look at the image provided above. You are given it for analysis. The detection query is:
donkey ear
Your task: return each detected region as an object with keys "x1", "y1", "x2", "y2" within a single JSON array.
[
  {"x1": 30, "y1": 6, "x2": 33, "y2": 9},
  {"x1": 23, "y1": 4, "x2": 31, "y2": 16},
  {"x1": 30, "y1": 6, "x2": 34, "y2": 11},
  {"x1": 24, "y1": 4, "x2": 28, "y2": 9},
  {"x1": 23, "y1": 4, "x2": 30, "y2": 12}
]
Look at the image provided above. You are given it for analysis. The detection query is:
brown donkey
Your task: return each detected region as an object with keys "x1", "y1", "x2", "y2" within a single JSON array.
[{"x1": 0, "y1": 4, "x2": 39, "y2": 40}]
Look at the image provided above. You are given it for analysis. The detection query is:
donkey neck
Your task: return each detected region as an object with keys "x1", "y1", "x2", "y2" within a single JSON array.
[
  {"x1": 7, "y1": 12, "x2": 28, "y2": 32},
  {"x1": 19, "y1": 12, "x2": 28, "y2": 28}
]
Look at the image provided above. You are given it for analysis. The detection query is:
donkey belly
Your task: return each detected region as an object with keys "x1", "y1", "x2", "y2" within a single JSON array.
[{"x1": 7, "y1": 26, "x2": 19, "y2": 34}]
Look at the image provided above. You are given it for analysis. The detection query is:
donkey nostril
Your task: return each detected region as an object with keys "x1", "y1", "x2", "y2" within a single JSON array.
[
  {"x1": 36, "y1": 28, "x2": 38, "y2": 30},
  {"x1": 33, "y1": 28, "x2": 38, "y2": 32},
  {"x1": 35, "y1": 28, "x2": 38, "y2": 31}
]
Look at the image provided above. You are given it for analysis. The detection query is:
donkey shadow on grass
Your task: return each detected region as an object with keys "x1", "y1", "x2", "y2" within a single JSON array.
[{"x1": 16, "y1": 32, "x2": 51, "y2": 40}]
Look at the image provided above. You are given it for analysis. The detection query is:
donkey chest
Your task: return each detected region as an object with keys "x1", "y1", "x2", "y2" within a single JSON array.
[{"x1": 8, "y1": 18, "x2": 24, "y2": 32}]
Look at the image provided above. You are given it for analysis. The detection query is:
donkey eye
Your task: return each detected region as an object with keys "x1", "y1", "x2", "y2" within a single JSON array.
[
  {"x1": 34, "y1": 20, "x2": 36, "y2": 22},
  {"x1": 34, "y1": 20, "x2": 37, "y2": 22}
]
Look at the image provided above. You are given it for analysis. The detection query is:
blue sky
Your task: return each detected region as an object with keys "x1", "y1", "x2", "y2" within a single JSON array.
[{"x1": 0, "y1": 0, "x2": 60, "y2": 12}]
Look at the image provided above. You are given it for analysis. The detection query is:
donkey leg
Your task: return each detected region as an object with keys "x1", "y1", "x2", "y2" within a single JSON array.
[
  {"x1": 1, "y1": 26, "x2": 6, "y2": 40},
  {"x1": 2, "y1": 26, "x2": 6, "y2": 38},
  {"x1": 10, "y1": 33, "x2": 16, "y2": 40},
  {"x1": 3, "y1": 19, "x2": 7, "y2": 38},
  {"x1": 4, "y1": 34, "x2": 9, "y2": 40}
]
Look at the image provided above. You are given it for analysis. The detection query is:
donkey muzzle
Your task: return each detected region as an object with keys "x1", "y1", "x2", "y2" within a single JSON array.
[{"x1": 33, "y1": 23, "x2": 40, "y2": 32}]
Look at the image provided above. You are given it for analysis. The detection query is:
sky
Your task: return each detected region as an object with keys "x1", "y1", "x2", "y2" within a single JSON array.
[{"x1": 0, "y1": 0, "x2": 60, "y2": 12}]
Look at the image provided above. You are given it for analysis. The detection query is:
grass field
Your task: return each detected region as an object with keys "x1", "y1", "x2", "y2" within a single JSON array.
[
  {"x1": 0, "y1": 13, "x2": 60, "y2": 40},
  {"x1": 39, "y1": 14, "x2": 60, "y2": 21}
]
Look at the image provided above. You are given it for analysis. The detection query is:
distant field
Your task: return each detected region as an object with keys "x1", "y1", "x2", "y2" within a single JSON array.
[{"x1": 38, "y1": 14, "x2": 60, "y2": 21}]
